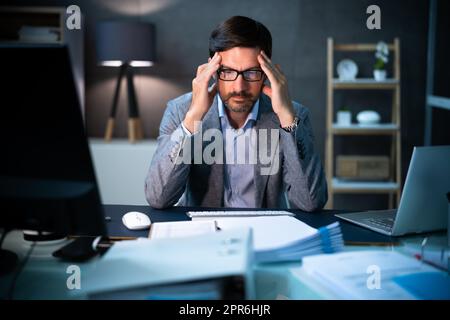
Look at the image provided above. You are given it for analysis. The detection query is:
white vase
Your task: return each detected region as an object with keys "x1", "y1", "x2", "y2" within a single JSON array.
[
  {"x1": 337, "y1": 111, "x2": 352, "y2": 126},
  {"x1": 373, "y1": 69, "x2": 387, "y2": 81}
]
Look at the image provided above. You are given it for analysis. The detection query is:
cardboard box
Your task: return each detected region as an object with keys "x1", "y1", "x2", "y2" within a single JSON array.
[{"x1": 336, "y1": 156, "x2": 390, "y2": 180}]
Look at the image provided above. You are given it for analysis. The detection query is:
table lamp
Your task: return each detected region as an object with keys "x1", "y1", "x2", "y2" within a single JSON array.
[{"x1": 96, "y1": 21, "x2": 156, "y2": 143}]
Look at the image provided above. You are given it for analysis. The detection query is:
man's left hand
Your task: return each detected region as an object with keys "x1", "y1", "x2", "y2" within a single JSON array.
[{"x1": 258, "y1": 51, "x2": 296, "y2": 127}]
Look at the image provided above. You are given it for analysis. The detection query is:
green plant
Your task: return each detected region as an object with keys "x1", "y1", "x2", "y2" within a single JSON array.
[
  {"x1": 339, "y1": 106, "x2": 350, "y2": 112},
  {"x1": 374, "y1": 41, "x2": 389, "y2": 70},
  {"x1": 374, "y1": 58, "x2": 385, "y2": 70}
]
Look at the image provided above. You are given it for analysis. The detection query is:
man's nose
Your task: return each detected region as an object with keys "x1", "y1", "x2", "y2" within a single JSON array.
[{"x1": 233, "y1": 74, "x2": 248, "y2": 92}]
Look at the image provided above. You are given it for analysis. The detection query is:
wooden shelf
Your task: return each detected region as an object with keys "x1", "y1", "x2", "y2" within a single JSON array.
[
  {"x1": 326, "y1": 38, "x2": 402, "y2": 209},
  {"x1": 332, "y1": 178, "x2": 399, "y2": 193},
  {"x1": 0, "y1": 40, "x2": 62, "y2": 46},
  {"x1": 333, "y1": 78, "x2": 399, "y2": 90},
  {"x1": 334, "y1": 43, "x2": 395, "y2": 51},
  {"x1": 332, "y1": 123, "x2": 399, "y2": 135}
]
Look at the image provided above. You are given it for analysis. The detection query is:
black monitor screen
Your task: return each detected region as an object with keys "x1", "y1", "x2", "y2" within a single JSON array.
[{"x1": 0, "y1": 45, "x2": 106, "y2": 236}]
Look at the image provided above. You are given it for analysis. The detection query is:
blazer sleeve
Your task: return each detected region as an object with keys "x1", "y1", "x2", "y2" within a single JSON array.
[
  {"x1": 279, "y1": 103, "x2": 328, "y2": 211},
  {"x1": 145, "y1": 99, "x2": 195, "y2": 209}
]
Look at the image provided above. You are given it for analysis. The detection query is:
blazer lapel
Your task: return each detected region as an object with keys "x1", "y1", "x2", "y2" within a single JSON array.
[
  {"x1": 254, "y1": 94, "x2": 280, "y2": 207},
  {"x1": 200, "y1": 95, "x2": 224, "y2": 207}
]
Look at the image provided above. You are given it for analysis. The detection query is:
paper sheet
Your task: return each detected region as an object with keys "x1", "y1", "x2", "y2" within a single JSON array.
[
  {"x1": 215, "y1": 216, "x2": 318, "y2": 251},
  {"x1": 297, "y1": 251, "x2": 440, "y2": 299},
  {"x1": 149, "y1": 220, "x2": 217, "y2": 239}
]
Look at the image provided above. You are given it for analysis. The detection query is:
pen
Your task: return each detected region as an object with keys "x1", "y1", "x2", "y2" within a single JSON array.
[{"x1": 420, "y1": 237, "x2": 428, "y2": 265}]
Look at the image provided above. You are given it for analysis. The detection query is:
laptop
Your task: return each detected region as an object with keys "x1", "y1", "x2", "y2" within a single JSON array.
[{"x1": 335, "y1": 146, "x2": 450, "y2": 236}]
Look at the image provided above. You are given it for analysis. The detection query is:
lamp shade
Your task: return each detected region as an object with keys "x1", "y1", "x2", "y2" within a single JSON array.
[{"x1": 96, "y1": 21, "x2": 156, "y2": 66}]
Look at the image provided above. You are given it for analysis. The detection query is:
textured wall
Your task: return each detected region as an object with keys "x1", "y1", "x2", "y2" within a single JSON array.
[{"x1": 8, "y1": 0, "x2": 445, "y2": 210}]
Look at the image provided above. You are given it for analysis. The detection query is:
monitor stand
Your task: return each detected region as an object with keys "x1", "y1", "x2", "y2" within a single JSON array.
[
  {"x1": 23, "y1": 230, "x2": 65, "y2": 242},
  {"x1": 0, "y1": 249, "x2": 18, "y2": 276},
  {"x1": 52, "y1": 236, "x2": 110, "y2": 262}
]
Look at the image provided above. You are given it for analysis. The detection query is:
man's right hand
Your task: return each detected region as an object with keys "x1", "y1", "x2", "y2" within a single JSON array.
[{"x1": 183, "y1": 52, "x2": 222, "y2": 134}]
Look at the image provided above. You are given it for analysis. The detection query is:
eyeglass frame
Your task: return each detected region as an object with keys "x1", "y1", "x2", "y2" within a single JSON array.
[{"x1": 216, "y1": 67, "x2": 265, "y2": 82}]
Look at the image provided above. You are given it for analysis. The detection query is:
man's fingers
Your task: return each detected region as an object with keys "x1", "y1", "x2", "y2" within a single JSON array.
[
  {"x1": 196, "y1": 53, "x2": 221, "y2": 84},
  {"x1": 258, "y1": 54, "x2": 277, "y2": 85},
  {"x1": 260, "y1": 51, "x2": 283, "y2": 79},
  {"x1": 202, "y1": 54, "x2": 221, "y2": 81},
  {"x1": 196, "y1": 63, "x2": 209, "y2": 76},
  {"x1": 275, "y1": 64, "x2": 284, "y2": 75},
  {"x1": 262, "y1": 85, "x2": 272, "y2": 98},
  {"x1": 208, "y1": 81, "x2": 217, "y2": 98}
]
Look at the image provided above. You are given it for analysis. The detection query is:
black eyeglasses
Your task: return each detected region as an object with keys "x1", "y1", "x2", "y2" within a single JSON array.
[{"x1": 217, "y1": 67, "x2": 264, "y2": 82}]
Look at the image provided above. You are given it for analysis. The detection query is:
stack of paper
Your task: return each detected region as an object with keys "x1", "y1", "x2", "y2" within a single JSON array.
[
  {"x1": 299, "y1": 251, "x2": 441, "y2": 299},
  {"x1": 18, "y1": 26, "x2": 59, "y2": 43},
  {"x1": 148, "y1": 216, "x2": 344, "y2": 264},
  {"x1": 254, "y1": 221, "x2": 343, "y2": 263},
  {"x1": 213, "y1": 216, "x2": 344, "y2": 263}
]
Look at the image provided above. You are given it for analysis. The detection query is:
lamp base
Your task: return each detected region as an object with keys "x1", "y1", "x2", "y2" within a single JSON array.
[
  {"x1": 103, "y1": 64, "x2": 145, "y2": 143},
  {"x1": 128, "y1": 117, "x2": 144, "y2": 143},
  {"x1": 104, "y1": 118, "x2": 115, "y2": 141}
]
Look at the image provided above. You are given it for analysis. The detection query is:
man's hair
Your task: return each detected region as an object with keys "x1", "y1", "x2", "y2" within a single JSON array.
[{"x1": 209, "y1": 16, "x2": 272, "y2": 58}]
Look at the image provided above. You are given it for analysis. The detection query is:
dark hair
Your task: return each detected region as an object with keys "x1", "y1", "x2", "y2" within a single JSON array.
[{"x1": 209, "y1": 16, "x2": 272, "y2": 58}]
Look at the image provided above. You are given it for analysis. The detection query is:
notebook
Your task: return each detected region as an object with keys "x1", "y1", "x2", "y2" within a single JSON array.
[{"x1": 148, "y1": 216, "x2": 344, "y2": 264}]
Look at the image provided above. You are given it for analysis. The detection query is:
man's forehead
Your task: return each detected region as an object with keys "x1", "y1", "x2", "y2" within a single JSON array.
[{"x1": 219, "y1": 47, "x2": 260, "y2": 70}]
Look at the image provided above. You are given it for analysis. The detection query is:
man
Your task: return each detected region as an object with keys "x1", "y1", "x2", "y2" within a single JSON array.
[{"x1": 145, "y1": 16, "x2": 327, "y2": 211}]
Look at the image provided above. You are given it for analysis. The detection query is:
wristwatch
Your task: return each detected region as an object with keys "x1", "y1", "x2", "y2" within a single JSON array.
[{"x1": 281, "y1": 116, "x2": 299, "y2": 132}]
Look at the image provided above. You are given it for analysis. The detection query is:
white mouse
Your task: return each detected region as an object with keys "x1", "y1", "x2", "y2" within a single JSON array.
[{"x1": 122, "y1": 211, "x2": 151, "y2": 230}]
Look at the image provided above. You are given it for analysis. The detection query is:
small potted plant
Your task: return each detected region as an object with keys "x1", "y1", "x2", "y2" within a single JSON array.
[
  {"x1": 374, "y1": 41, "x2": 389, "y2": 81},
  {"x1": 337, "y1": 106, "x2": 351, "y2": 126}
]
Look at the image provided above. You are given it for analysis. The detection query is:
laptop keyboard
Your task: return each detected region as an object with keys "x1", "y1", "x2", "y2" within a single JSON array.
[{"x1": 364, "y1": 217, "x2": 395, "y2": 232}]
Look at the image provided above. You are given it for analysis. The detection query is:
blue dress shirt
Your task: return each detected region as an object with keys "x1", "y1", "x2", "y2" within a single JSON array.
[{"x1": 182, "y1": 95, "x2": 260, "y2": 207}]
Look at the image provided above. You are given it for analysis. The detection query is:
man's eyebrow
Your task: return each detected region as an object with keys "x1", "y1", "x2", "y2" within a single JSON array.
[{"x1": 220, "y1": 65, "x2": 262, "y2": 70}]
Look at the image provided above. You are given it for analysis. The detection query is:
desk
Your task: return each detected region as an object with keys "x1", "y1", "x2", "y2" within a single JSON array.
[
  {"x1": 0, "y1": 205, "x2": 447, "y2": 300},
  {"x1": 104, "y1": 205, "x2": 398, "y2": 244}
]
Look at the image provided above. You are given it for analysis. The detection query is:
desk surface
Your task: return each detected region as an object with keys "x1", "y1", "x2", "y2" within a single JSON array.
[
  {"x1": 2, "y1": 205, "x2": 447, "y2": 300},
  {"x1": 104, "y1": 205, "x2": 399, "y2": 244}
]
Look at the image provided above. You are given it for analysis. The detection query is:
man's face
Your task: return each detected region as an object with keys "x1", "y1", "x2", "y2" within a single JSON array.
[{"x1": 216, "y1": 47, "x2": 264, "y2": 113}]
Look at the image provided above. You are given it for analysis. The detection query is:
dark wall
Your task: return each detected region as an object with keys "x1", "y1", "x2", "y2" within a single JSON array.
[{"x1": 7, "y1": 0, "x2": 443, "y2": 210}]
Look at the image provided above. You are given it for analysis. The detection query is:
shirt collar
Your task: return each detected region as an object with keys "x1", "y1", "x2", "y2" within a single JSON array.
[{"x1": 217, "y1": 94, "x2": 259, "y2": 128}]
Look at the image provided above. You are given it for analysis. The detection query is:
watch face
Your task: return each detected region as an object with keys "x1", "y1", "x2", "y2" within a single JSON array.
[{"x1": 337, "y1": 59, "x2": 358, "y2": 80}]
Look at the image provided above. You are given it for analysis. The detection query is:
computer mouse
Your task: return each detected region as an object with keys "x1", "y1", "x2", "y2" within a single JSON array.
[{"x1": 122, "y1": 211, "x2": 151, "y2": 230}]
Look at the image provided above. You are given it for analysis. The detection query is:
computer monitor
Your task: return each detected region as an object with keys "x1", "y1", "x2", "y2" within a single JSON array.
[{"x1": 0, "y1": 45, "x2": 106, "y2": 256}]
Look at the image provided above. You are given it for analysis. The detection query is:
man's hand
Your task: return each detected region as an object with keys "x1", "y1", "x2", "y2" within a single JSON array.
[
  {"x1": 183, "y1": 52, "x2": 222, "y2": 133},
  {"x1": 257, "y1": 51, "x2": 295, "y2": 128}
]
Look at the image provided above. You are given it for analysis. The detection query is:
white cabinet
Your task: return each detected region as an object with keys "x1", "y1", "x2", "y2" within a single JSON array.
[{"x1": 89, "y1": 139, "x2": 158, "y2": 205}]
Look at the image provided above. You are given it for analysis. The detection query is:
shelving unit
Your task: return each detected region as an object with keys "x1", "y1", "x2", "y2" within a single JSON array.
[
  {"x1": 0, "y1": 6, "x2": 84, "y2": 119},
  {"x1": 326, "y1": 38, "x2": 402, "y2": 209},
  {"x1": 0, "y1": 6, "x2": 65, "y2": 44}
]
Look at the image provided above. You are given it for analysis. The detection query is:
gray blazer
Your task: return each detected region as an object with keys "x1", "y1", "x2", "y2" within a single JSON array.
[{"x1": 145, "y1": 92, "x2": 327, "y2": 211}]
